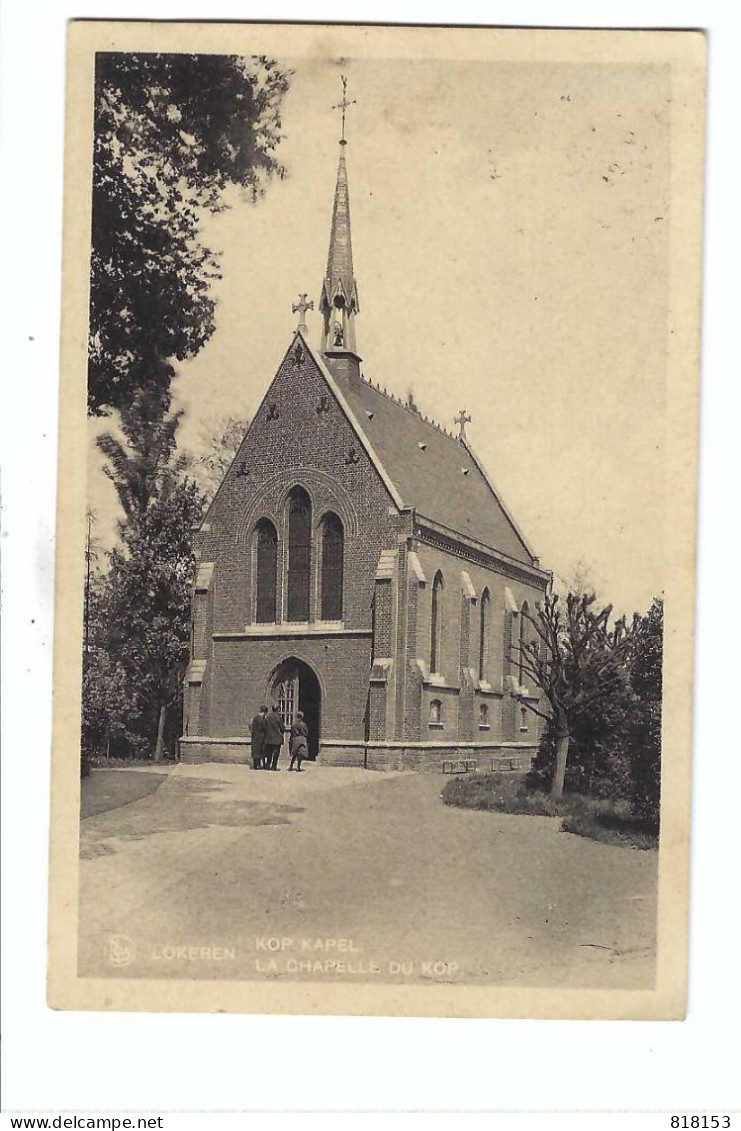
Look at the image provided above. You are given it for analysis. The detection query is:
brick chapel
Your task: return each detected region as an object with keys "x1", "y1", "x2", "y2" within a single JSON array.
[{"x1": 181, "y1": 114, "x2": 551, "y2": 771}]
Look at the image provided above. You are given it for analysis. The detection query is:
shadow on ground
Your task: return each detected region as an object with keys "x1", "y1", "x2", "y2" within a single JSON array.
[{"x1": 81, "y1": 774, "x2": 305, "y2": 859}]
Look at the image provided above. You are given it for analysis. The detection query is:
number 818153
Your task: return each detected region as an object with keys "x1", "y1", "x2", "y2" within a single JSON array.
[{"x1": 670, "y1": 1119, "x2": 731, "y2": 1128}]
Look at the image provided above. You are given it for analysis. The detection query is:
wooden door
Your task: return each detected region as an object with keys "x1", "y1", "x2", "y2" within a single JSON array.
[{"x1": 275, "y1": 669, "x2": 298, "y2": 733}]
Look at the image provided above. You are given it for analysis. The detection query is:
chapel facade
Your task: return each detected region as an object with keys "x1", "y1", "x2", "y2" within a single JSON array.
[{"x1": 181, "y1": 127, "x2": 551, "y2": 772}]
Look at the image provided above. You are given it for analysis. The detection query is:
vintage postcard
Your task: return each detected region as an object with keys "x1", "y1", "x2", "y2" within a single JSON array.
[{"x1": 48, "y1": 21, "x2": 705, "y2": 1018}]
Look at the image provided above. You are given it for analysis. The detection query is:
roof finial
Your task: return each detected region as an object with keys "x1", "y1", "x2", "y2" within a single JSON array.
[
  {"x1": 455, "y1": 409, "x2": 472, "y2": 439},
  {"x1": 292, "y1": 292, "x2": 313, "y2": 334},
  {"x1": 331, "y1": 74, "x2": 356, "y2": 147}
]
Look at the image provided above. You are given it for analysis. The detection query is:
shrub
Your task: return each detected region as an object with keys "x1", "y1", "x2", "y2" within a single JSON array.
[
  {"x1": 529, "y1": 711, "x2": 633, "y2": 802},
  {"x1": 442, "y1": 772, "x2": 657, "y2": 850}
]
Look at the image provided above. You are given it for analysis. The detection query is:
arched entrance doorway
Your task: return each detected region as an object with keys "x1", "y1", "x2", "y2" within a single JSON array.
[{"x1": 268, "y1": 658, "x2": 321, "y2": 760}]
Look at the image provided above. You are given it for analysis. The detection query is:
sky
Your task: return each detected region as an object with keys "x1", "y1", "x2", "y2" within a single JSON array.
[{"x1": 88, "y1": 52, "x2": 672, "y2": 616}]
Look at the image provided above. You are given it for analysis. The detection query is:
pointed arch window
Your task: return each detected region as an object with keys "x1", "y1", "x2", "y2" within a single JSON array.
[
  {"x1": 287, "y1": 487, "x2": 312, "y2": 622},
  {"x1": 431, "y1": 571, "x2": 444, "y2": 674},
  {"x1": 519, "y1": 601, "x2": 529, "y2": 685},
  {"x1": 320, "y1": 512, "x2": 344, "y2": 621},
  {"x1": 479, "y1": 588, "x2": 491, "y2": 682},
  {"x1": 254, "y1": 518, "x2": 278, "y2": 624}
]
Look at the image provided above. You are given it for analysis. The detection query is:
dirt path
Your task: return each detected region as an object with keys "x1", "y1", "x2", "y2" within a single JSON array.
[{"x1": 78, "y1": 763, "x2": 657, "y2": 988}]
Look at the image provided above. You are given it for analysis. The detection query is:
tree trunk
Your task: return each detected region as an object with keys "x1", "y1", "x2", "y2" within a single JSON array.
[
  {"x1": 551, "y1": 729, "x2": 570, "y2": 802},
  {"x1": 154, "y1": 702, "x2": 166, "y2": 762}
]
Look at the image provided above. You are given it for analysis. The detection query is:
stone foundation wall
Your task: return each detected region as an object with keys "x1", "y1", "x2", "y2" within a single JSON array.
[
  {"x1": 179, "y1": 738, "x2": 251, "y2": 765},
  {"x1": 180, "y1": 735, "x2": 536, "y2": 773},
  {"x1": 365, "y1": 743, "x2": 536, "y2": 773},
  {"x1": 319, "y1": 743, "x2": 367, "y2": 768}
]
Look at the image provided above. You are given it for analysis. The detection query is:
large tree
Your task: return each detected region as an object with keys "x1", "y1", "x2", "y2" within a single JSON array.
[
  {"x1": 97, "y1": 386, "x2": 188, "y2": 520},
  {"x1": 513, "y1": 591, "x2": 633, "y2": 802},
  {"x1": 89, "y1": 52, "x2": 290, "y2": 416},
  {"x1": 93, "y1": 391, "x2": 204, "y2": 759},
  {"x1": 103, "y1": 476, "x2": 203, "y2": 761}
]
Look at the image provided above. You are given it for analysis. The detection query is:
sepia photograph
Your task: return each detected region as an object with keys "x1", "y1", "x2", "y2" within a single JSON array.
[{"x1": 47, "y1": 21, "x2": 705, "y2": 1018}]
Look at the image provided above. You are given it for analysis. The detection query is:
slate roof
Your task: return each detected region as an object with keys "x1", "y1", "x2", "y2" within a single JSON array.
[{"x1": 328, "y1": 363, "x2": 535, "y2": 566}]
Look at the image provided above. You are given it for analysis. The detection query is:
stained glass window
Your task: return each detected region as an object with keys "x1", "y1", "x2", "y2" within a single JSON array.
[
  {"x1": 431, "y1": 572, "x2": 444, "y2": 673},
  {"x1": 287, "y1": 487, "x2": 312, "y2": 622},
  {"x1": 519, "y1": 601, "x2": 529, "y2": 685},
  {"x1": 254, "y1": 518, "x2": 277, "y2": 624},
  {"x1": 479, "y1": 588, "x2": 490, "y2": 681}
]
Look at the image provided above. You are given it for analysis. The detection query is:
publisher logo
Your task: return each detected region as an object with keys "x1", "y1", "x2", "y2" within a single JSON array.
[{"x1": 106, "y1": 934, "x2": 135, "y2": 967}]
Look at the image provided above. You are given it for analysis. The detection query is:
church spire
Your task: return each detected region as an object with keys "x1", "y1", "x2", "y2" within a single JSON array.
[{"x1": 320, "y1": 76, "x2": 360, "y2": 357}]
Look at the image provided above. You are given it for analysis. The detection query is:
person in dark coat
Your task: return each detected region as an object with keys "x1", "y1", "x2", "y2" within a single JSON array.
[
  {"x1": 288, "y1": 712, "x2": 309, "y2": 772},
  {"x1": 250, "y1": 705, "x2": 268, "y2": 770},
  {"x1": 263, "y1": 705, "x2": 285, "y2": 771}
]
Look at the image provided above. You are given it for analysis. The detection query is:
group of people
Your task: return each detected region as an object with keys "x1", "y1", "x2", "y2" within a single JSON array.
[{"x1": 249, "y1": 704, "x2": 309, "y2": 773}]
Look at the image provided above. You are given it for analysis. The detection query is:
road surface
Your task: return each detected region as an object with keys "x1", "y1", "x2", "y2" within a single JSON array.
[{"x1": 78, "y1": 762, "x2": 657, "y2": 988}]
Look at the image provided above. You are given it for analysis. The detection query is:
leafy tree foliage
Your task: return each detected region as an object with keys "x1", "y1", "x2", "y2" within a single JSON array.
[
  {"x1": 524, "y1": 592, "x2": 663, "y2": 826},
  {"x1": 82, "y1": 637, "x2": 132, "y2": 760},
  {"x1": 97, "y1": 387, "x2": 188, "y2": 520},
  {"x1": 512, "y1": 591, "x2": 632, "y2": 801},
  {"x1": 103, "y1": 474, "x2": 203, "y2": 761},
  {"x1": 532, "y1": 690, "x2": 634, "y2": 803},
  {"x1": 82, "y1": 396, "x2": 204, "y2": 760},
  {"x1": 89, "y1": 52, "x2": 290, "y2": 415},
  {"x1": 626, "y1": 597, "x2": 663, "y2": 825}
]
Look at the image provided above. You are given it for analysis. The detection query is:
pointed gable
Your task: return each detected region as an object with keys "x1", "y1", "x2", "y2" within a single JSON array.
[
  {"x1": 202, "y1": 331, "x2": 537, "y2": 569},
  {"x1": 200, "y1": 331, "x2": 402, "y2": 532}
]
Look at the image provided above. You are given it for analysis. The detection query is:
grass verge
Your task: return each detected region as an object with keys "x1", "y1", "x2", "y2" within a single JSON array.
[
  {"x1": 81, "y1": 768, "x2": 168, "y2": 819},
  {"x1": 441, "y1": 771, "x2": 658, "y2": 851}
]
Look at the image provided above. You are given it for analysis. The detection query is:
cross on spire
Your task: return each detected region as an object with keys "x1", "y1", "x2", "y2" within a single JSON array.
[
  {"x1": 331, "y1": 74, "x2": 356, "y2": 146},
  {"x1": 292, "y1": 293, "x2": 314, "y2": 333},
  {"x1": 455, "y1": 409, "x2": 472, "y2": 439}
]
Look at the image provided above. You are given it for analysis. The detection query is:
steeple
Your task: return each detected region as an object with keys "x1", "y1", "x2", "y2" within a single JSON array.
[{"x1": 320, "y1": 77, "x2": 360, "y2": 361}]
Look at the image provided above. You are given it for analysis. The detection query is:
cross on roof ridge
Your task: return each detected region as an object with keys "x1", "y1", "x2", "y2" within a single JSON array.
[{"x1": 455, "y1": 408, "x2": 472, "y2": 438}]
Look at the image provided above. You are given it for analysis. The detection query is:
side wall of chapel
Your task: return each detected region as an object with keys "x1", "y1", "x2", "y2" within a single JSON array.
[{"x1": 361, "y1": 534, "x2": 548, "y2": 771}]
